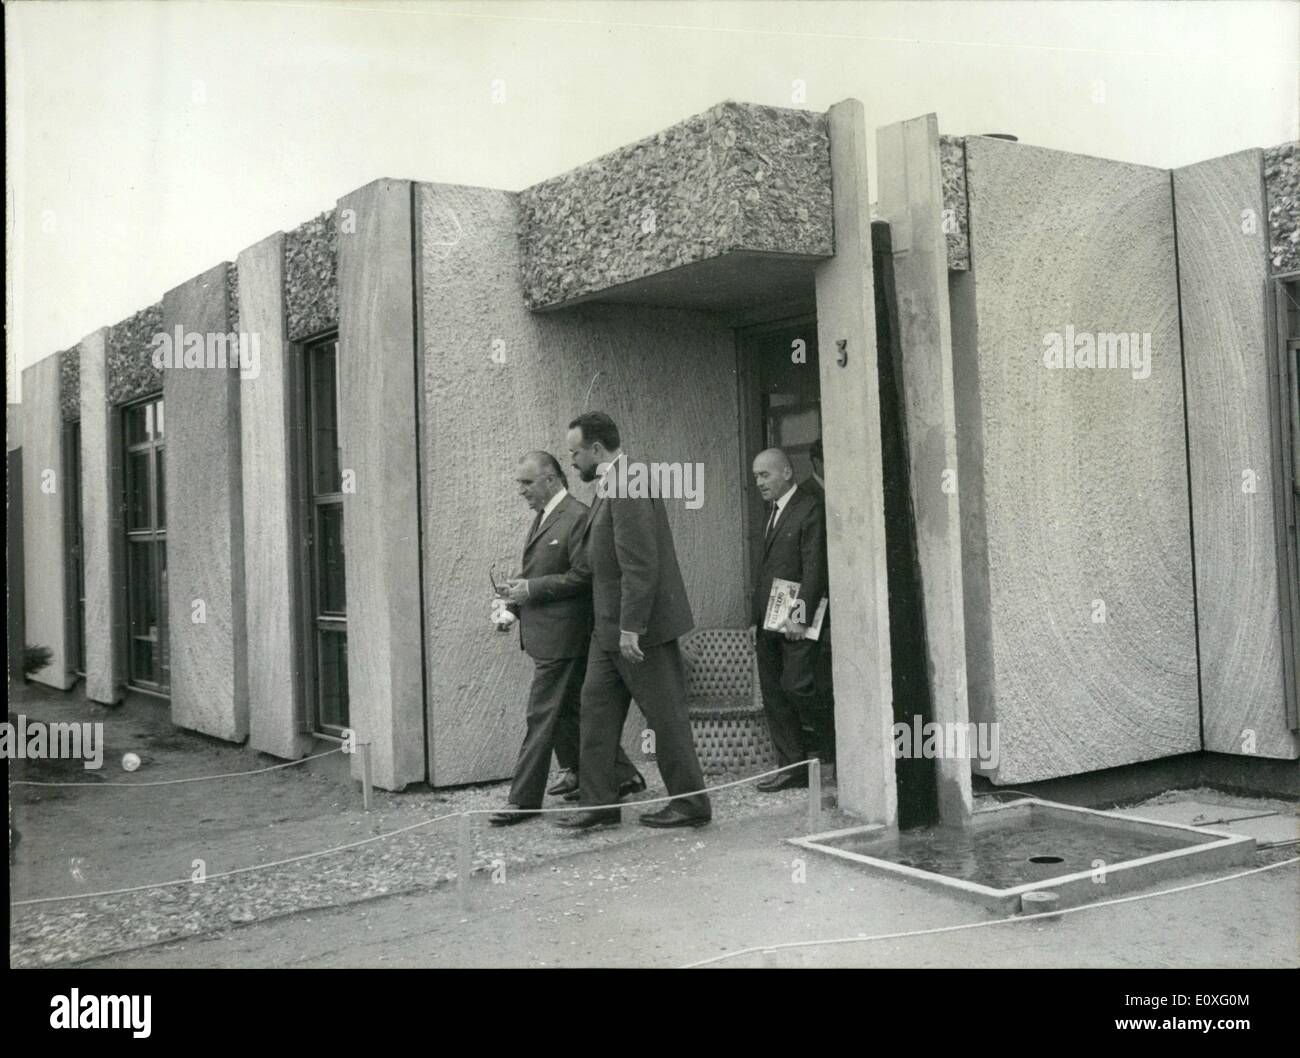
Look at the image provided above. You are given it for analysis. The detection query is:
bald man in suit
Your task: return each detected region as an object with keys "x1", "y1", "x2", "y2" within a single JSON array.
[
  {"x1": 490, "y1": 451, "x2": 642, "y2": 826},
  {"x1": 751, "y1": 447, "x2": 834, "y2": 790}
]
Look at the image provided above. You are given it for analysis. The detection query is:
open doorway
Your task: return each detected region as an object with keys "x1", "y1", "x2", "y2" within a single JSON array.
[{"x1": 735, "y1": 221, "x2": 940, "y2": 827}]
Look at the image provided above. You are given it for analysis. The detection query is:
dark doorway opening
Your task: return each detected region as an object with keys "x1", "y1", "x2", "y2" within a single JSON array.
[{"x1": 735, "y1": 222, "x2": 939, "y2": 829}]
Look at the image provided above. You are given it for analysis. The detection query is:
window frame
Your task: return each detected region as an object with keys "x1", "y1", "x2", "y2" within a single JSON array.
[
  {"x1": 1270, "y1": 272, "x2": 1300, "y2": 730},
  {"x1": 292, "y1": 332, "x2": 350, "y2": 738},
  {"x1": 122, "y1": 394, "x2": 169, "y2": 695}
]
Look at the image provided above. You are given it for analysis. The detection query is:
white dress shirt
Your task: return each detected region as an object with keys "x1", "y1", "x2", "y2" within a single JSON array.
[
  {"x1": 540, "y1": 487, "x2": 568, "y2": 523},
  {"x1": 768, "y1": 482, "x2": 798, "y2": 532}
]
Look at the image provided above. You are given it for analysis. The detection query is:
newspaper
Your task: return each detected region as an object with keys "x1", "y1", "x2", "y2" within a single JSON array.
[{"x1": 762, "y1": 577, "x2": 827, "y2": 640}]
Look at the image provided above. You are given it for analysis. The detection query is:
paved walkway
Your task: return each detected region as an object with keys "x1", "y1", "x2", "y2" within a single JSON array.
[{"x1": 86, "y1": 807, "x2": 1299, "y2": 969}]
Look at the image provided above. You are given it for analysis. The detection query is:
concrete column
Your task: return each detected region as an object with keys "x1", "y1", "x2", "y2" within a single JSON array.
[
  {"x1": 876, "y1": 114, "x2": 973, "y2": 822},
  {"x1": 239, "y1": 232, "x2": 313, "y2": 760},
  {"x1": 337, "y1": 179, "x2": 427, "y2": 790},
  {"x1": 79, "y1": 327, "x2": 125, "y2": 704},
  {"x1": 21, "y1": 353, "x2": 73, "y2": 689},
  {"x1": 163, "y1": 263, "x2": 249, "y2": 741},
  {"x1": 814, "y1": 99, "x2": 898, "y2": 823}
]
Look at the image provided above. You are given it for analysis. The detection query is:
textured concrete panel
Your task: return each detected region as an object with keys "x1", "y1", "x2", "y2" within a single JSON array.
[
  {"x1": 239, "y1": 232, "x2": 312, "y2": 760},
  {"x1": 814, "y1": 100, "x2": 897, "y2": 823},
  {"x1": 1175, "y1": 149, "x2": 1299, "y2": 760},
  {"x1": 877, "y1": 114, "x2": 972, "y2": 821},
  {"x1": 338, "y1": 179, "x2": 426, "y2": 791},
  {"x1": 520, "y1": 101, "x2": 832, "y2": 309},
  {"x1": 21, "y1": 354, "x2": 73, "y2": 689},
  {"x1": 285, "y1": 210, "x2": 338, "y2": 342},
  {"x1": 163, "y1": 263, "x2": 249, "y2": 742},
  {"x1": 961, "y1": 136, "x2": 1199, "y2": 783},
  {"x1": 107, "y1": 304, "x2": 164, "y2": 406},
  {"x1": 1265, "y1": 142, "x2": 1299, "y2": 275},
  {"x1": 939, "y1": 135, "x2": 970, "y2": 271},
  {"x1": 79, "y1": 328, "x2": 125, "y2": 704},
  {"x1": 418, "y1": 181, "x2": 746, "y2": 786},
  {"x1": 59, "y1": 348, "x2": 80, "y2": 422}
]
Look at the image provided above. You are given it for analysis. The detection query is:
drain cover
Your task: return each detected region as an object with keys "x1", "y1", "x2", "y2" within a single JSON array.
[{"x1": 1029, "y1": 855, "x2": 1065, "y2": 864}]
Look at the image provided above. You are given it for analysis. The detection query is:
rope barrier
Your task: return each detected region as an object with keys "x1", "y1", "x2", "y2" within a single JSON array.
[
  {"x1": 679, "y1": 855, "x2": 1300, "y2": 968},
  {"x1": 11, "y1": 746, "x2": 347, "y2": 788},
  {"x1": 9, "y1": 760, "x2": 819, "y2": 907},
  {"x1": 10, "y1": 809, "x2": 465, "y2": 907}
]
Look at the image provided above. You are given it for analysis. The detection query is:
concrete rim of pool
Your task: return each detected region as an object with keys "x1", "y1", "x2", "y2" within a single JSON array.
[{"x1": 788, "y1": 798, "x2": 1258, "y2": 914}]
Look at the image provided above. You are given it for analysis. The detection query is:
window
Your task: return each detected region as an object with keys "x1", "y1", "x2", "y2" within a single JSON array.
[
  {"x1": 298, "y1": 336, "x2": 349, "y2": 735},
  {"x1": 123, "y1": 397, "x2": 168, "y2": 693},
  {"x1": 64, "y1": 420, "x2": 85, "y2": 675}
]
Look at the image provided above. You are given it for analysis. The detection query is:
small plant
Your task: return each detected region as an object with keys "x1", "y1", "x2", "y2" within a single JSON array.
[{"x1": 23, "y1": 645, "x2": 52, "y2": 678}]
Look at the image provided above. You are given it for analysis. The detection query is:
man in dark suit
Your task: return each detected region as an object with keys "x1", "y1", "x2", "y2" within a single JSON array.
[
  {"x1": 489, "y1": 451, "x2": 643, "y2": 826},
  {"x1": 556, "y1": 412, "x2": 711, "y2": 832},
  {"x1": 751, "y1": 447, "x2": 834, "y2": 790}
]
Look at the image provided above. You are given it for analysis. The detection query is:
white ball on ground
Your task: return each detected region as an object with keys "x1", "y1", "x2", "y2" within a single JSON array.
[{"x1": 121, "y1": 752, "x2": 141, "y2": 772}]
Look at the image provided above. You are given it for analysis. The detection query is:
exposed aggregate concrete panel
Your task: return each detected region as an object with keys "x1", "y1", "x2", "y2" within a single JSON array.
[{"x1": 519, "y1": 101, "x2": 833, "y2": 309}]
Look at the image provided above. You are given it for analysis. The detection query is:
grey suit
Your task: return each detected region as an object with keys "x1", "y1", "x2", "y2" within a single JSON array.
[
  {"x1": 577, "y1": 481, "x2": 710, "y2": 817},
  {"x1": 507, "y1": 492, "x2": 636, "y2": 808}
]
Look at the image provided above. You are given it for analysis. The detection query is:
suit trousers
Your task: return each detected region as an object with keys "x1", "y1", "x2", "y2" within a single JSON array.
[
  {"x1": 578, "y1": 639, "x2": 711, "y2": 817},
  {"x1": 756, "y1": 631, "x2": 834, "y2": 767},
  {"x1": 509, "y1": 654, "x2": 637, "y2": 808}
]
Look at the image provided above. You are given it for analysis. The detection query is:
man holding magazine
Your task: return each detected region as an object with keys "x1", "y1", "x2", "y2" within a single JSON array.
[{"x1": 750, "y1": 448, "x2": 835, "y2": 790}]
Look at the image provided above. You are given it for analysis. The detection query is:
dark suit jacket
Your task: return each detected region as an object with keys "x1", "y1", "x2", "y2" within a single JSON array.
[
  {"x1": 753, "y1": 485, "x2": 829, "y2": 630},
  {"x1": 512, "y1": 492, "x2": 594, "y2": 661},
  {"x1": 582, "y1": 480, "x2": 694, "y2": 651}
]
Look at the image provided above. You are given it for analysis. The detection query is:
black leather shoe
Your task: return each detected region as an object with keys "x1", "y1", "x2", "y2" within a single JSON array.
[
  {"x1": 618, "y1": 771, "x2": 647, "y2": 799},
  {"x1": 639, "y1": 805, "x2": 711, "y2": 829},
  {"x1": 489, "y1": 807, "x2": 540, "y2": 827},
  {"x1": 757, "y1": 771, "x2": 808, "y2": 792},
  {"x1": 555, "y1": 809, "x2": 621, "y2": 831},
  {"x1": 547, "y1": 769, "x2": 579, "y2": 797}
]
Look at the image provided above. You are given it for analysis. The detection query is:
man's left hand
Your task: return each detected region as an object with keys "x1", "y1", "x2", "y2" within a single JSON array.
[
  {"x1": 619, "y1": 630, "x2": 645, "y2": 663},
  {"x1": 783, "y1": 620, "x2": 808, "y2": 642},
  {"x1": 504, "y1": 578, "x2": 530, "y2": 604}
]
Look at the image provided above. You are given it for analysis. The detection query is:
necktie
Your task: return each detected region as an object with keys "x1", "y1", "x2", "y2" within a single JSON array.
[{"x1": 765, "y1": 501, "x2": 779, "y2": 538}]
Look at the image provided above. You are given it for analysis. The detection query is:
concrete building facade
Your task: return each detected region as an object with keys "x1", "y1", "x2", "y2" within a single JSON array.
[{"x1": 15, "y1": 100, "x2": 1300, "y2": 824}]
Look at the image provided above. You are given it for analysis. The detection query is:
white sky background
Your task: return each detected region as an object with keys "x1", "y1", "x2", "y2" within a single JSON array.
[{"x1": 6, "y1": 0, "x2": 1299, "y2": 393}]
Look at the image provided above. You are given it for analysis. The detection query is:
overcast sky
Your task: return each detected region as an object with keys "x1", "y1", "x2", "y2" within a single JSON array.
[{"x1": 7, "y1": 0, "x2": 1299, "y2": 393}]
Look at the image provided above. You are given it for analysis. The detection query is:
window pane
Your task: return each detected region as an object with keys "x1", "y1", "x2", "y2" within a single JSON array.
[
  {"x1": 158, "y1": 543, "x2": 169, "y2": 689},
  {"x1": 128, "y1": 542, "x2": 157, "y2": 683},
  {"x1": 155, "y1": 450, "x2": 166, "y2": 529},
  {"x1": 311, "y1": 344, "x2": 341, "y2": 495},
  {"x1": 317, "y1": 628, "x2": 349, "y2": 729},
  {"x1": 154, "y1": 400, "x2": 164, "y2": 439},
  {"x1": 127, "y1": 451, "x2": 151, "y2": 529},
  {"x1": 316, "y1": 503, "x2": 346, "y2": 614},
  {"x1": 126, "y1": 405, "x2": 150, "y2": 446}
]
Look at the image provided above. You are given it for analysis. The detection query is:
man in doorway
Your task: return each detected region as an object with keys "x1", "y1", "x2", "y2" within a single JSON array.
[
  {"x1": 751, "y1": 447, "x2": 834, "y2": 790},
  {"x1": 490, "y1": 451, "x2": 643, "y2": 826},
  {"x1": 557, "y1": 411, "x2": 712, "y2": 832}
]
